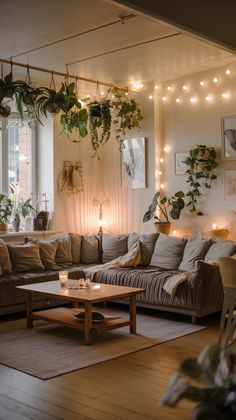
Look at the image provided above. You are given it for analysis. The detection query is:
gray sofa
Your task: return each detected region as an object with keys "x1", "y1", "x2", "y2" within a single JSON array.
[{"x1": 0, "y1": 231, "x2": 235, "y2": 322}]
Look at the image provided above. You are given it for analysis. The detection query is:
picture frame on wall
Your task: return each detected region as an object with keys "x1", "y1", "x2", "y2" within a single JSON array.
[
  {"x1": 221, "y1": 115, "x2": 236, "y2": 161},
  {"x1": 225, "y1": 169, "x2": 236, "y2": 200},
  {"x1": 175, "y1": 152, "x2": 189, "y2": 175},
  {"x1": 121, "y1": 137, "x2": 146, "y2": 189}
]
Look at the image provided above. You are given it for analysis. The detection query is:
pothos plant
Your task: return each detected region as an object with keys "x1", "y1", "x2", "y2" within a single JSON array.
[
  {"x1": 87, "y1": 99, "x2": 111, "y2": 156},
  {"x1": 184, "y1": 145, "x2": 218, "y2": 216}
]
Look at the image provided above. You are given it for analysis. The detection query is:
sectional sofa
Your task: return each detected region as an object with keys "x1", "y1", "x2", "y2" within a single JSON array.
[{"x1": 0, "y1": 231, "x2": 235, "y2": 322}]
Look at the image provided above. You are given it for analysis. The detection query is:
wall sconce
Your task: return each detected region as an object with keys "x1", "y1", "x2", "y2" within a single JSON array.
[{"x1": 92, "y1": 198, "x2": 110, "y2": 234}]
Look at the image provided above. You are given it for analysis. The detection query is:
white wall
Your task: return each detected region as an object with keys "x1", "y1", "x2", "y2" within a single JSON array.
[{"x1": 160, "y1": 60, "x2": 236, "y2": 239}]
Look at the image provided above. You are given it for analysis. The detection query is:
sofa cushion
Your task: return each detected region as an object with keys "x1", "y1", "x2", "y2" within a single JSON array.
[
  {"x1": 119, "y1": 241, "x2": 142, "y2": 267},
  {"x1": 0, "y1": 239, "x2": 12, "y2": 274},
  {"x1": 81, "y1": 235, "x2": 101, "y2": 264},
  {"x1": 178, "y1": 238, "x2": 212, "y2": 271},
  {"x1": 102, "y1": 234, "x2": 128, "y2": 263},
  {"x1": 69, "y1": 232, "x2": 82, "y2": 264},
  {"x1": 7, "y1": 240, "x2": 44, "y2": 272},
  {"x1": 55, "y1": 234, "x2": 72, "y2": 265},
  {"x1": 150, "y1": 233, "x2": 187, "y2": 270},
  {"x1": 204, "y1": 240, "x2": 236, "y2": 262},
  {"x1": 128, "y1": 233, "x2": 159, "y2": 265},
  {"x1": 39, "y1": 239, "x2": 58, "y2": 270}
]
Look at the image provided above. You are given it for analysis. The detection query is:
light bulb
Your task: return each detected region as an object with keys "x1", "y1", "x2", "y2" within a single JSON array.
[
  {"x1": 176, "y1": 97, "x2": 180, "y2": 103},
  {"x1": 213, "y1": 77, "x2": 219, "y2": 83},
  {"x1": 200, "y1": 80, "x2": 205, "y2": 86},
  {"x1": 167, "y1": 86, "x2": 172, "y2": 91},
  {"x1": 160, "y1": 157, "x2": 164, "y2": 163},
  {"x1": 173, "y1": 230, "x2": 177, "y2": 236},
  {"x1": 190, "y1": 96, "x2": 197, "y2": 103},
  {"x1": 182, "y1": 85, "x2": 187, "y2": 91},
  {"x1": 225, "y1": 69, "x2": 231, "y2": 75},
  {"x1": 158, "y1": 171, "x2": 162, "y2": 175},
  {"x1": 163, "y1": 145, "x2": 170, "y2": 153},
  {"x1": 205, "y1": 95, "x2": 213, "y2": 102},
  {"x1": 154, "y1": 85, "x2": 159, "y2": 89},
  {"x1": 222, "y1": 92, "x2": 230, "y2": 99},
  {"x1": 149, "y1": 95, "x2": 153, "y2": 100},
  {"x1": 160, "y1": 184, "x2": 164, "y2": 189},
  {"x1": 162, "y1": 96, "x2": 167, "y2": 101}
]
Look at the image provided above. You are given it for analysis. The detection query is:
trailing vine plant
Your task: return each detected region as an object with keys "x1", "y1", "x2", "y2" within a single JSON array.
[{"x1": 184, "y1": 144, "x2": 218, "y2": 215}]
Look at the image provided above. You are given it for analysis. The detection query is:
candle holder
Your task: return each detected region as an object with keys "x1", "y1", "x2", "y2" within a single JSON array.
[{"x1": 59, "y1": 271, "x2": 68, "y2": 287}]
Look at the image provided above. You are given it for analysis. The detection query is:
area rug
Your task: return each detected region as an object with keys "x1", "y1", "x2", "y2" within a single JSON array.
[{"x1": 0, "y1": 309, "x2": 205, "y2": 380}]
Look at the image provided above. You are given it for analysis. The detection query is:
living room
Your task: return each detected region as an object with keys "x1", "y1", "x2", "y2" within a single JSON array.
[{"x1": 1, "y1": 1, "x2": 236, "y2": 419}]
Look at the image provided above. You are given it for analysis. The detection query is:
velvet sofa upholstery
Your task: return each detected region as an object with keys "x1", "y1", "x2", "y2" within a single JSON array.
[{"x1": 0, "y1": 232, "x2": 234, "y2": 321}]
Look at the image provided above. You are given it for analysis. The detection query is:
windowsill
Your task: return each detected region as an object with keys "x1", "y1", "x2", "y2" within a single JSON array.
[{"x1": 0, "y1": 230, "x2": 64, "y2": 242}]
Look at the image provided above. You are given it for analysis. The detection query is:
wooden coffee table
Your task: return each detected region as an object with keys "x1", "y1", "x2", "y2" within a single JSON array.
[{"x1": 17, "y1": 281, "x2": 145, "y2": 345}]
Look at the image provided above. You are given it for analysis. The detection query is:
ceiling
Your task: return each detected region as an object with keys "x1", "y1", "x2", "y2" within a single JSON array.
[{"x1": 1, "y1": 0, "x2": 235, "y2": 94}]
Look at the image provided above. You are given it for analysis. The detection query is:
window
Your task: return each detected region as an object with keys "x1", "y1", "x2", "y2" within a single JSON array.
[{"x1": 0, "y1": 113, "x2": 36, "y2": 205}]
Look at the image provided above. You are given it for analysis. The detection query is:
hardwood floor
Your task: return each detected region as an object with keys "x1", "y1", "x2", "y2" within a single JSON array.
[{"x1": 0, "y1": 311, "x2": 220, "y2": 420}]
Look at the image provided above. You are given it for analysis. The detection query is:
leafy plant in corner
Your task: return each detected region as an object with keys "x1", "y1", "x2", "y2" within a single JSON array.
[
  {"x1": 109, "y1": 87, "x2": 143, "y2": 149},
  {"x1": 161, "y1": 339, "x2": 236, "y2": 420},
  {"x1": 143, "y1": 191, "x2": 185, "y2": 224},
  {"x1": 184, "y1": 145, "x2": 217, "y2": 215}
]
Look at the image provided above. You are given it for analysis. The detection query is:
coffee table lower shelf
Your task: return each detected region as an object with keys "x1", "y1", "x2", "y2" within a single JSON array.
[{"x1": 32, "y1": 307, "x2": 131, "y2": 333}]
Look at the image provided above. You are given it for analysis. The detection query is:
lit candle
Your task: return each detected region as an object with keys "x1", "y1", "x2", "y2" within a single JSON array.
[{"x1": 59, "y1": 271, "x2": 68, "y2": 287}]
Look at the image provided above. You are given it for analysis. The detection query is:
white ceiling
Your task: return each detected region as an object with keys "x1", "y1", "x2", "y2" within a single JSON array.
[{"x1": 0, "y1": 0, "x2": 235, "y2": 93}]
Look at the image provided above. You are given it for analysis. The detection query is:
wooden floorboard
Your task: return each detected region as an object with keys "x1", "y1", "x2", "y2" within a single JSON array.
[{"x1": 0, "y1": 312, "x2": 220, "y2": 420}]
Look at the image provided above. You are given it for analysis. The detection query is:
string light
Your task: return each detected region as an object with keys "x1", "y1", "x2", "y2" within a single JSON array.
[
  {"x1": 176, "y1": 97, "x2": 180, "y2": 103},
  {"x1": 213, "y1": 77, "x2": 219, "y2": 83},
  {"x1": 149, "y1": 95, "x2": 153, "y2": 100},
  {"x1": 190, "y1": 96, "x2": 197, "y2": 103},
  {"x1": 199, "y1": 80, "x2": 205, "y2": 86},
  {"x1": 158, "y1": 171, "x2": 162, "y2": 175},
  {"x1": 160, "y1": 157, "x2": 164, "y2": 163},
  {"x1": 154, "y1": 85, "x2": 159, "y2": 89},
  {"x1": 162, "y1": 96, "x2": 167, "y2": 101},
  {"x1": 222, "y1": 92, "x2": 230, "y2": 99},
  {"x1": 182, "y1": 85, "x2": 187, "y2": 91},
  {"x1": 160, "y1": 184, "x2": 164, "y2": 189},
  {"x1": 225, "y1": 69, "x2": 231, "y2": 75},
  {"x1": 132, "y1": 81, "x2": 143, "y2": 89},
  {"x1": 205, "y1": 95, "x2": 213, "y2": 102},
  {"x1": 167, "y1": 86, "x2": 172, "y2": 91}
]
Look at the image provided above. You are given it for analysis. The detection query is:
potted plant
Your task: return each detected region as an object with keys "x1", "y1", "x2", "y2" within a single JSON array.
[
  {"x1": 143, "y1": 191, "x2": 185, "y2": 234},
  {"x1": 184, "y1": 145, "x2": 217, "y2": 215},
  {"x1": 11, "y1": 198, "x2": 36, "y2": 232},
  {"x1": 109, "y1": 87, "x2": 143, "y2": 148},
  {"x1": 0, "y1": 193, "x2": 13, "y2": 232},
  {"x1": 87, "y1": 98, "x2": 111, "y2": 156},
  {"x1": 33, "y1": 210, "x2": 49, "y2": 231},
  {"x1": 161, "y1": 339, "x2": 236, "y2": 419}
]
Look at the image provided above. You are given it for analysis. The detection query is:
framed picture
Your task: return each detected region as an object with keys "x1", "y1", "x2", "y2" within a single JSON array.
[
  {"x1": 225, "y1": 170, "x2": 236, "y2": 200},
  {"x1": 175, "y1": 152, "x2": 189, "y2": 175},
  {"x1": 221, "y1": 115, "x2": 236, "y2": 160},
  {"x1": 121, "y1": 137, "x2": 146, "y2": 189}
]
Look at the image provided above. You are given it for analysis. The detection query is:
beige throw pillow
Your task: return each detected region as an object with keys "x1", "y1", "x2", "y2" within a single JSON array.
[
  {"x1": 7, "y1": 240, "x2": 44, "y2": 272},
  {"x1": 69, "y1": 232, "x2": 82, "y2": 264},
  {"x1": 119, "y1": 242, "x2": 142, "y2": 267},
  {"x1": 55, "y1": 234, "x2": 73, "y2": 265},
  {"x1": 0, "y1": 239, "x2": 12, "y2": 274},
  {"x1": 39, "y1": 239, "x2": 58, "y2": 270}
]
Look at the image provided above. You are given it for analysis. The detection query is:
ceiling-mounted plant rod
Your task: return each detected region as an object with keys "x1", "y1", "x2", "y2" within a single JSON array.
[{"x1": 0, "y1": 57, "x2": 132, "y2": 92}]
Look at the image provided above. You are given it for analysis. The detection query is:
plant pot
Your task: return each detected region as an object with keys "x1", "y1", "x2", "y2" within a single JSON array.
[
  {"x1": 154, "y1": 222, "x2": 171, "y2": 235},
  {"x1": 0, "y1": 223, "x2": 8, "y2": 233},
  {"x1": 12, "y1": 220, "x2": 20, "y2": 232},
  {"x1": 46, "y1": 102, "x2": 60, "y2": 114},
  {"x1": 33, "y1": 212, "x2": 49, "y2": 231}
]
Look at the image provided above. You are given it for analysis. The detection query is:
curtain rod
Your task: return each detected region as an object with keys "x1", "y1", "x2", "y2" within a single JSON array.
[{"x1": 0, "y1": 58, "x2": 133, "y2": 92}]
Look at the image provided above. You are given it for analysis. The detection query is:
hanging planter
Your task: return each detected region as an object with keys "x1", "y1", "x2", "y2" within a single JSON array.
[{"x1": 87, "y1": 98, "x2": 111, "y2": 156}]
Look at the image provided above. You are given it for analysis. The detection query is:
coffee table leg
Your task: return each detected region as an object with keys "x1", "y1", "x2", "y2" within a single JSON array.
[
  {"x1": 130, "y1": 295, "x2": 137, "y2": 334},
  {"x1": 26, "y1": 293, "x2": 33, "y2": 328},
  {"x1": 84, "y1": 302, "x2": 93, "y2": 345}
]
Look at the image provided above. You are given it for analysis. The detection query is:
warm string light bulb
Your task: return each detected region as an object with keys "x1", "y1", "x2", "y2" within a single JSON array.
[
  {"x1": 205, "y1": 95, "x2": 213, "y2": 102},
  {"x1": 199, "y1": 80, "x2": 205, "y2": 86},
  {"x1": 160, "y1": 157, "x2": 164, "y2": 163},
  {"x1": 182, "y1": 85, "x2": 187, "y2": 91},
  {"x1": 154, "y1": 85, "x2": 159, "y2": 90},
  {"x1": 176, "y1": 97, "x2": 180, "y2": 103},
  {"x1": 225, "y1": 69, "x2": 231, "y2": 75},
  {"x1": 162, "y1": 96, "x2": 167, "y2": 101},
  {"x1": 213, "y1": 77, "x2": 219, "y2": 83},
  {"x1": 190, "y1": 96, "x2": 197, "y2": 103},
  {"x1": 167, "y1": 86, "x2": 172, "y2": 91},
  {"x1": 149, "y1": 95, "x2": 153, "y2": 100}
]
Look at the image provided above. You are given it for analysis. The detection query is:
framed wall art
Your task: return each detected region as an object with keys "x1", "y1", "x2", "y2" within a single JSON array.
[
  {"x1": 121, "y1": 137, "x2": 146, "y2": 189},
  {"x1": 225, "y1": 169, "x2": 236, "y2": 200},
  {"x1": 175, "y1": 152, "x2": 189, "y2": 175},
  {"x1": 221, "y1": 115, "x2": 236, "y2": 160}
]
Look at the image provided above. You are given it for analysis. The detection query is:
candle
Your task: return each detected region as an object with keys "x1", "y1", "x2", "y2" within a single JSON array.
[{"x1": 59, "y1": 271, "x2": 68, "y2": 287}]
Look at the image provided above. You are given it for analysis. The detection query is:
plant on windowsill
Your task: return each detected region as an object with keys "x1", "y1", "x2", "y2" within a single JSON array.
[
  {"x1": 11, "y1": 198, "x2": 36, "y2": 232},
  {"x1": 184, "y1": 144, "x2": 218, "y2": 216},
  {"x1": 160, "y1": 339, "x2": 236, "y2": 420},
  {"x1": 0, "y1": 193, "x2": 13, "y2": 233},
  {"x1": 143, "y1": 191, "x2": 185, "y2": 234}
]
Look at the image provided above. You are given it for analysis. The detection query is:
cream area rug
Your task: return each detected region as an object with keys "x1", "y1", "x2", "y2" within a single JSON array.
[{"x1": 0, "y1": 309, "x2": 205, "y2": 380}]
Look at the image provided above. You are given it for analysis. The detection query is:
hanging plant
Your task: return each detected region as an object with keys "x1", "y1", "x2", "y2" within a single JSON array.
[
  {"x1": 59, "y1": 81, "x2": 88, "y2": 139},
  {"x1": 87, "y1": 98, "x2": 111, "y2": 156},
  {"x1": 0, "y1": 71, "x2": 27, "y2": 120},
  {"x1": 184, "y1": 144, "x2": 218, "y2": 215},
  {"x1": 109, "y1": 87, "x2": 143, "y2": 148}
]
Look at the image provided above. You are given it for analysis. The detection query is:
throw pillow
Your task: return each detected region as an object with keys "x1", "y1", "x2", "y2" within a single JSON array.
[
  {"x1": 128, "y1": 233, "x2": 159, "y2": 265},
  {"x1": 0, "y1": 239, "x2": 12, "y2": 274},
  {"x1": 39, "y1": 239, "x2": 58, "y2": 270},
  {"x1": 150, "y1": 233, "x2": 187, "y2": 270},
  {"x1": 119, "y1": 241, "x2": 142, "y2": 267},
  {"x1": 81, "y1": 235, "x2": 101, "y2": 264},
  {"x1": 102, "y1": 234, "x2": 128, "y2": 263},
  {"x1": 7, "y1": 240, "x2": 44, "y2": 272},
  {"x1": 55, "y1": 234, "x2": 73, "y2": 265},
  {"x1": 178, "y1": 238, "x2": 212, "y2": 271},
  {"x1": 204, "y1": 240, "x2": 236, "y2": 262},
  {"x1": 69, "y1": 232, "x2": 82, "y2": 264}
]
